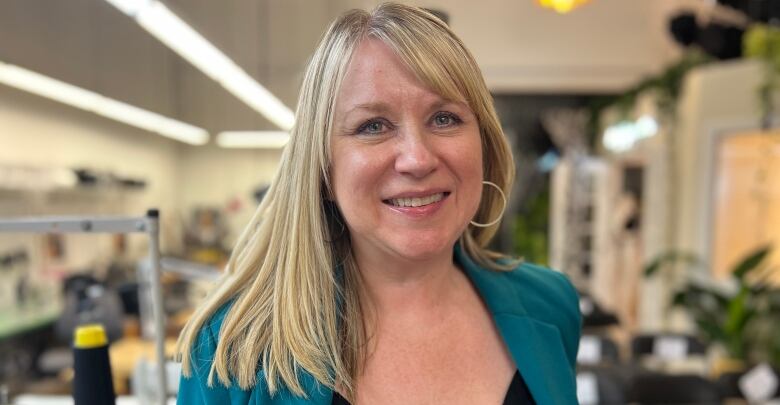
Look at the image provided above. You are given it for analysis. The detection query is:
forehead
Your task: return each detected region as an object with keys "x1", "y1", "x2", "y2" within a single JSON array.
[{"x1": 336, "y1": 38, "x2": 449, "y2": 110}]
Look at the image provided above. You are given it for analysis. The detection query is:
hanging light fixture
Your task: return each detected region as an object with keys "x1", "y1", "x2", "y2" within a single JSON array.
[{"x1": 537, "y1": 0, "x2": 591, "y2": 14}]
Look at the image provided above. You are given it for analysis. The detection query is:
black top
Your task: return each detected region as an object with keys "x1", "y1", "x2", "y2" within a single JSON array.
[{"x1": 332, "y1": 370, "x2": 536, "y2": 405}]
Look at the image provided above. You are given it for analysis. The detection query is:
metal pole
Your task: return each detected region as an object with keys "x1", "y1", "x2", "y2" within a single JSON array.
[
  {"x1": 0, "y1": 216, "x2": 146, "y2": 233},
  {"x1": 144, "y1": 209, "x2": 168, "y2": 405}
]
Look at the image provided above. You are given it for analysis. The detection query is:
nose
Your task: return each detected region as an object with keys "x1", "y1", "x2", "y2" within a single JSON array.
[{"x1": 394, "y1": 124, "x2": 439, "y2": 178}]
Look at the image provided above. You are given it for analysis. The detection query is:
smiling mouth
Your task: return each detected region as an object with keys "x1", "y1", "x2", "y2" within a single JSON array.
[{"x1": 383, "y1": 192, "x2": 450, "y2": 208}]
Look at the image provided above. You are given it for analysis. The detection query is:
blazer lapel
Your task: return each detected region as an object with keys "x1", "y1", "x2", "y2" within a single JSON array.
[
  {"x1": 456, "y1": 246, "x2": 577, "y2": 405},
  {"x1": 492, "y1": 314, "x2": 576, "y2": 405}
]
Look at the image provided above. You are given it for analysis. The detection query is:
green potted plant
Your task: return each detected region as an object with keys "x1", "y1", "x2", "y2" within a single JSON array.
[{"x1": 645, "y1": 245, "x2": 779, "y2": 373}]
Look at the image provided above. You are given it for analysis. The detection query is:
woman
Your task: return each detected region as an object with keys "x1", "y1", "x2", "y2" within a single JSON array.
[{"x1": 176, "y1": 3, "x2": 581, "y2": 404}]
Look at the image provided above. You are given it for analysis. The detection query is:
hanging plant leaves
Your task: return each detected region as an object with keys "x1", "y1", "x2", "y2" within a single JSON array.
[
  {"x1": 644, "y1": 250, "x2": 701, "y2": 277},
  {"x1": 732, "y1": 245, "x2": 771, "y2": 281}
]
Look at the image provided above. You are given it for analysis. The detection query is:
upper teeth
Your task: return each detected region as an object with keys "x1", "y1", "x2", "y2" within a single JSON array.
[{"x1": 389, "y1": 193, "x2": 444, "y2": 207}]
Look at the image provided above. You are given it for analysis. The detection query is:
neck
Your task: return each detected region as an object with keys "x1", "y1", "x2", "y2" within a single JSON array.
[{"x1": 351, "y1": 244, "x2": 462, "y2": 322}]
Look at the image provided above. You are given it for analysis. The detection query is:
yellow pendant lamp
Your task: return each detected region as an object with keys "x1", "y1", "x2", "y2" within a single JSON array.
[{"x1": 538, "y1": 0, "x2": 591, "y2": 14}]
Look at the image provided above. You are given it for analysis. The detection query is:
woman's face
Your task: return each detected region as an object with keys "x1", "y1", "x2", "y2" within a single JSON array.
[{"x1": 330, "y1": 38, "x2": 483, "y2": 265}]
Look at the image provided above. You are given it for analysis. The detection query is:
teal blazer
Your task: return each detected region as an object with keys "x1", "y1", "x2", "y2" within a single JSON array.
[{"x1": 178, "y1": 246, "x2": 582, "y2": 404}]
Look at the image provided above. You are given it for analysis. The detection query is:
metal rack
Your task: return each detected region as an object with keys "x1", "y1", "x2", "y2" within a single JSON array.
[{"x1": 0, "y1": 209, "x2": 168, "y2": 405}]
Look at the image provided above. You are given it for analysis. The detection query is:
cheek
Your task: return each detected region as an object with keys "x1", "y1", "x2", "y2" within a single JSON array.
[
  {"x1": 330, "y1": 145, "x2": 381, "y2": 209},
  {"x1": 450, "y1": 133, "x2": 483, "y2": 175},
  {"x1": 450, "y1": 134, "x2": 484, "y2": 213}
]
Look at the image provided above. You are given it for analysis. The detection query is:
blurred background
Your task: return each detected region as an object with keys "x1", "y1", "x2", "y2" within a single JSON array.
[{"x1": 1, "y1": 0, "x2": 780, "y2": 403}]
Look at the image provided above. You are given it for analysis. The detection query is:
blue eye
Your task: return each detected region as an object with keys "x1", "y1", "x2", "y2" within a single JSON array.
[
  {"x1": 357, "y1": 119, "x2": 388, "y2": 135},
  {"x1": 432, "y1": 112, "x2": 461, "y2": 128}
]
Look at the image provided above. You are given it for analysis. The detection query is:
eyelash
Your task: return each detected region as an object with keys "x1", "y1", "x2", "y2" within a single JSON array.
[
  {"x1": 432, "y1": 112, "x2": 463, "y2": 128},
  {"x1": 355, "y1": 112, "x2": 463, "y2": 135},
  {"x1": 356, "y1": 119, "x2": 391, "y2": 135}
]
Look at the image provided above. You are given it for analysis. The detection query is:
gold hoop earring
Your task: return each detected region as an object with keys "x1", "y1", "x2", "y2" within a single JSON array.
[{"x1": 470, "y1": 181, "x2": 507, "y2": 228}]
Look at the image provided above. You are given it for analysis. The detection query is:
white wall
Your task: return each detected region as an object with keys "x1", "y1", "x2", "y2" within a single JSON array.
[
  {"x1": 0, "y1": 86, "x2": 182, "y2": 215},
  {"x1": 0, "y1": 84, "x2": 284, "y2": 269},
  {"x1": 178, "y1": 144, "x2": 282, "y2": 247},
  {"x1": 0, "y1": 84, "x2": 186, "y2": 271}
]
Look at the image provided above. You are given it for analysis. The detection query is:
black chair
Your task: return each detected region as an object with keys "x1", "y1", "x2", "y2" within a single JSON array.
[
  {"x1": 577, "y1": 366, "x2": 628, "y2": 405},
  {"x1": 578, "y1": 335, "x2": 621, "y2": 365},
  {"x1": 631, "y1": 333, "x2": 706, "y2": 361},
  {"x1": 628, "y1": 373, "x2": 720, "y2": 404},
  {"x1": 716, "y1": 366, "x2": 780, "y2": 401}
]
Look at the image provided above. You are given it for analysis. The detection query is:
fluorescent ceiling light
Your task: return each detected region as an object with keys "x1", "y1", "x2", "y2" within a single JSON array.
[
  {"x1": 0, "y1": 60, "x2": 208, "y2": 145},
  {"x1": 105, "y1": 0, "x2": 295, "y2": 131},
  {"x1": 216, "y1": 131, "x2": 289, "y2": 149}
]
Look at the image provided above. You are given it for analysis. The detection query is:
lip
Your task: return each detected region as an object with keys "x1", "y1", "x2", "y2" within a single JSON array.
[{"x1": 382, "y1": 191, "x2": 450, "y2": 218}]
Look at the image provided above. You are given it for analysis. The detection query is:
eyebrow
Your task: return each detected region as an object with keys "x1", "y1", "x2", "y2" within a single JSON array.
[
  {"x1": 343, "y1": 99, "x2": 467, "y2": 117},
  {"x1": 345, "y1": 102, "x2": 393, "y2": 116}
]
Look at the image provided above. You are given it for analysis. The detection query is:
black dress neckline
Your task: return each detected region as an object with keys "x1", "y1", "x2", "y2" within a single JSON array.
[{"x1": 331, "y1": 370, "x2": 536, "y2": 405}]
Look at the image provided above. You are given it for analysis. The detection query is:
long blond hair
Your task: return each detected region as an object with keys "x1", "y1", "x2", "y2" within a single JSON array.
[{"x1": 176, "y1": 3, "x2": 515, "y2": 401}]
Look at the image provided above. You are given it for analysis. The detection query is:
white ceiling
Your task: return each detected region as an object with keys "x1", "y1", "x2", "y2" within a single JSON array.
[{"x1": 0, "y1": 0, "x2": 703, "y2": 134}]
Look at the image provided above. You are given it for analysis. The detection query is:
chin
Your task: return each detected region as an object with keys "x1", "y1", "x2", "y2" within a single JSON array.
[{"x1": 388, "y1": 233, "x2": 456, "y2": 262}]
